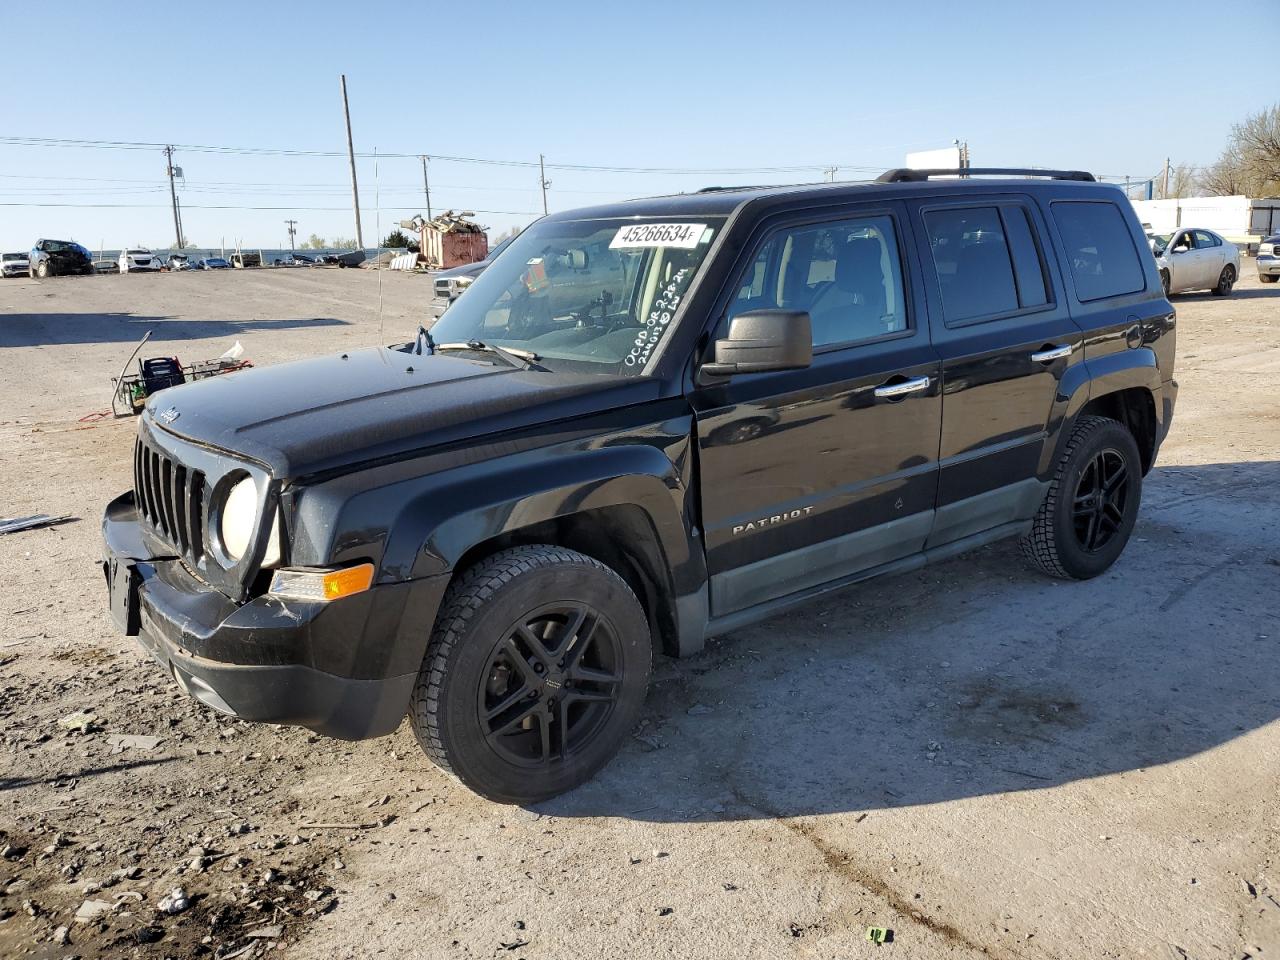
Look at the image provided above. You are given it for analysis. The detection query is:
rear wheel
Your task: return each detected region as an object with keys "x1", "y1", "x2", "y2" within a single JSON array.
[
  {"x1": 1020, "y1": 416, "x2": 1142, "y2": 580},
  {"x1": 1213, "y1": 264, "x2": 1236, "y2": 296},
  {"x1": 409, "y1": 545, "x2": 652, "y2": 803},
  {"x1": 1160, "y1": 269, "x2": 1171, "y2": 297}
]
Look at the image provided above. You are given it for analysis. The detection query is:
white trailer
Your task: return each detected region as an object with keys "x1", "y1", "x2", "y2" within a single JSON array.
[{"x1": 1129, "y1": 195, "x2": 1280, "y2": 248}]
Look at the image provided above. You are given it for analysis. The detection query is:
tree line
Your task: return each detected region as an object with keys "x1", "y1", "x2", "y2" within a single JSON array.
[{"x1": 1160, "y1": 103, "x2": 1280, "y2": 199}]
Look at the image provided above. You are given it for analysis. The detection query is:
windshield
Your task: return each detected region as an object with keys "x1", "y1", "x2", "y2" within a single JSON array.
[
  {"x1": 2, "y1": 253, "x2": 24, "y2": 261},
  {"x1": 1149, "y1": 233, "x2": 1172, "y2": 255},
  {"x1": 428, "y1": 216, "x2": 723, "y2": 375},
  {"x1": 484, "y1": 233, "x2": 517, "y2": 262}
]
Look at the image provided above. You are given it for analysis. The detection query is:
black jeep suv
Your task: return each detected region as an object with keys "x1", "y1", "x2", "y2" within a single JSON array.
[{"x1": 103, "y1": 169, "x2": 1176, "y2": 802}]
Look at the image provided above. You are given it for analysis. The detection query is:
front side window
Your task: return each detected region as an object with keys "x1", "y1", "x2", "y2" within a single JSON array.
[
  {"x1": 1051, "y1": 201, "x2": 1146, "y2": 301},
  {"x1": 728, "y1": 214, "x2": 907, "y2": 348},
  {"x1": 429, "y1": 217, "x2": 723, "y2": 375}
]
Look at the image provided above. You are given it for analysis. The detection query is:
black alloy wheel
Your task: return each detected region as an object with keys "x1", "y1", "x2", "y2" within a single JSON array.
[
  {"x1": 478, "y1": 603, "x2": 623, "y2": 767},
  {"x1": 1020, "y1": 415, "x2": 1143, "y2": 580},
  {"x1": 1071, "y1": 448, "x2": 1129, "y2": 553},
  {"x1": 410, "y1": 545, "x2": 651, "y2": 803}
]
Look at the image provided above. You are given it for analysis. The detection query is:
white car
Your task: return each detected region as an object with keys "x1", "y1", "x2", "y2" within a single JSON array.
[
  {"x1": 1256, "y1": 234, "x2": 1279, "y2": 283},
  {"x1": 167, "y1": 253, "x2": 193, "y2": 271},
  {"x1": 1151, "y1": 228, "x2": 1239, "y2": 296},
  {"x1": 1, "y1": 252, "x2": 30, "y2": 278},
  {"x1": 118, "y1": 248, "x2": 162, "y2": 273}
]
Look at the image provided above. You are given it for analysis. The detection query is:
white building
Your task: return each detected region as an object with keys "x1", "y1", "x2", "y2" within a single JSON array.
[{"x1": 1129, "y1": 195, "x2": 1280, "y2": 247}]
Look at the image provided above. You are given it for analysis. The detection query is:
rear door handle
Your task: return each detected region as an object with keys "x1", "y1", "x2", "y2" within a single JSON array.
[
  {"x1": 1030, "y1": 344, "x2": 1073, "y2": 363},
  {"x1": 873, "y1": 375, "x2": 931, "y2": 399}
]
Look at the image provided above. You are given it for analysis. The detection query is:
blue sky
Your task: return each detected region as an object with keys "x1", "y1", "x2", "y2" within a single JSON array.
[{"x1": 1, "y1": 0, "x2": 1273, "y2": 252}]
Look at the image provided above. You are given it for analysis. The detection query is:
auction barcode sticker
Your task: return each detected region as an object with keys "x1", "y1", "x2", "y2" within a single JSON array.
[{"x1": 610, "y1": 223, "x2": 708, "y2": 249}]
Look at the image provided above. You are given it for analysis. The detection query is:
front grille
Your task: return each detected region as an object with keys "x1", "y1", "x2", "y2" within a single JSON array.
[{"x1": 134, "y1": 437, "x2": 206, "y2": 564}]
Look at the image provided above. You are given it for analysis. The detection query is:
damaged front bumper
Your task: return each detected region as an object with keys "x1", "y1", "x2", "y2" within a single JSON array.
[{"x1": 101, "y1": 491, "x2": 444, "y2": 740}]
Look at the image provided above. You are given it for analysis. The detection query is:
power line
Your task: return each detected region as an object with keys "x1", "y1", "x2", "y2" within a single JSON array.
[
  {"x1": 0, "y1": 201, "x2": 542, "y2": 214},
  {"x1": 0, "y1": 135, "x2": 888, "y2": 176}
]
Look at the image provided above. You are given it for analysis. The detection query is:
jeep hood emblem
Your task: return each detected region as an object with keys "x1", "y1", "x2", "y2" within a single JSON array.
[{"x1": 157, "y1": 407, "x2": 181, "y2": 424}]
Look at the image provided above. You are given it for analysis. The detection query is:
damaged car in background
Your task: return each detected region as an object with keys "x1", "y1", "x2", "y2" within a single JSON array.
[
  {"x1": 29, "y1": 238, "x2": 93, "y2": 277},
  {"x1": 103, "y1": 168, "x2": 1177, "y2": 803}
]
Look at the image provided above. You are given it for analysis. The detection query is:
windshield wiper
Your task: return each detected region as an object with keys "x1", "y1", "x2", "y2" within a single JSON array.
[
  {"x1": 415, "y1": 323, "x2": 436, "y2": 356},
  {"x1": 435, "y1": 340, "x2": 545, "y2": 371}
]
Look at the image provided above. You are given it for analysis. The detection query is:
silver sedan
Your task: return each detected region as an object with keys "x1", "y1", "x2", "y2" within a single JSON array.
[{"x1": 1151, "y1": 228, "x2": 1240, "y2": 296}]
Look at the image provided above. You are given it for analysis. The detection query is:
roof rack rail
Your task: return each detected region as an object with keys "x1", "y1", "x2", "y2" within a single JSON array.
[
  {"x1": 876, "y1": 167, "x2": 1096, "y2": 183},
  {"x1": 696, "y1": 184, "x2": 773, "y2": 193}
]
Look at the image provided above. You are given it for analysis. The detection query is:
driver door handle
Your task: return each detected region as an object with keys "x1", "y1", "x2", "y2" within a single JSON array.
[
  {"x1": 873, "y1": 376, "x2": 931, "y2": 399},
  {"x1": 1031, "y1": 344, "x2": 1074, "y2": 363}
]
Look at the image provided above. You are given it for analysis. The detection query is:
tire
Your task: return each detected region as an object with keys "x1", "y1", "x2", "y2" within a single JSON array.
[
  {"x1": 1160, "y1": 269, "x2": 1171, "y2": 297},
  {"x1": 1020, "y1": 416, "x2": 1142, "y2": 580},
  {"x1": 409, "y1": 545, "x2": 652, "y2": 803},
  {"x1": 1260, "y1": 274, "x2": 1278, "y2": 283},
  {"x1": 1212, "y1": 264, "x2": 1236, "y2": 296},
  {"x1": 36, "y1": 261, "x2": 49, "y2": 279}
]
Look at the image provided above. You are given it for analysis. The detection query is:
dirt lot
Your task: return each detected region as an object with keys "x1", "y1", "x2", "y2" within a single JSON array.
[{"x1": 1, "y1": 266, "x2": 1277, "y2": 960}]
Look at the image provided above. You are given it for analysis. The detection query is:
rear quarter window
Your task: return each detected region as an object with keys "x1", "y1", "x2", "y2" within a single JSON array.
[{"x1": 1051, "y1": 200, "x2": 1146, "y2": 301}]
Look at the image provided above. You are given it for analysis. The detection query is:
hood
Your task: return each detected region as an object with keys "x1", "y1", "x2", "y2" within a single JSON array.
[
  {"x1": 47, "y1": 246, "x2": 91, "y2": 263},
  {"x1": 145, "y1": 347, "x2": 661, "y2": 479},
  {"x1": 434, "y1": 259, "x2": 489, "y2": 281}
]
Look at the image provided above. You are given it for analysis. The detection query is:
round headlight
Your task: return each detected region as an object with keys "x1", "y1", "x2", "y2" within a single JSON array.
[{"x1": 219, "y1": 476, "x2": 280, "y2": 567}]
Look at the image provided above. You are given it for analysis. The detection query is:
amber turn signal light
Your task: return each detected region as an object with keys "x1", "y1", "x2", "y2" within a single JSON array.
[{"x1": 268, "y1": 563, "x2": 375, "y2": 602}]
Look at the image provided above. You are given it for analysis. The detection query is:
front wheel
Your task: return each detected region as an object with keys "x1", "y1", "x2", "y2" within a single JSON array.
[
  {"x1": 1260, "y1": 274, "x2": 1278, "y2": 283},
  {"x1": 36, "y1": 261, "x2": 49, "y2": 279},
  {"x1": 1213, "y1": 264, "x2": 1236, "y2": 296},
  {"x1": 1020, "y1": 416, "x2": 1142, "y2": 580},
  {"x1": 409, "y1": 545, "x2": 652, "y2": 803}
]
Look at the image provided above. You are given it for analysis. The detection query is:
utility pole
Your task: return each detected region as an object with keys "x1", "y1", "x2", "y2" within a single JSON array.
[
  {"x1": 284, "y1": 219, "x2": 298, "y2": 252},
  {"x1": 164, "y1": 145, "x2": 184, "y2": 249},
  {"x1": 823, "y1": 166, "x2": 838, "y2": 182},
  {"x1": 539, "y1": 154, "x2": 550, "y2": 216},
  {"x1": 1162, "y1": 157, "x2": 1171, "y2": 199},
  {"x1": 421, "y1": 155, "x2": 432, "y2": 221},
  {"x1": 340, "y1": 74, "x2": 364, "y2": 250}
]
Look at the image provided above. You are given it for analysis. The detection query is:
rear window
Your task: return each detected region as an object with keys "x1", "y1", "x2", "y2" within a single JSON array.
[
  {"x1": 923, "y1": 203, "x2": 1050, "y2": 324},
  {"x1": 925, "y1": 207, "x2": 1017, "y2": 322},
  {"x1": 1051, "y1": 201, "x2": 1146, "y2": 301}
]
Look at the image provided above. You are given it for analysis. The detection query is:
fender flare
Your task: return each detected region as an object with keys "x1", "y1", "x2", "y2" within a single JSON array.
[
  {"x1": 371, "y1": 444, "x2": 693, "y2": 590},
  {"x1": 1042, "y1": 349, "x2": 1162, "y2": 476}
]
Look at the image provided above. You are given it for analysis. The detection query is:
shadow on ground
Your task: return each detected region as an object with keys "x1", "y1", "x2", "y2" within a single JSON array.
[
  {"x1": 0, "y1": 313, "x2": 348, "y2": 348},
  {"x1": 0, "y1": 756, "x2": 179, "y2": 792},
  {"x1": 543, "y1": 460, "x2": 1280, "y2": 822}
]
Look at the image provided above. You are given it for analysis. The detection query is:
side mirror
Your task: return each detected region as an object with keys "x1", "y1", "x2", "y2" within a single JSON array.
[{"x1": 699, "y1": 309, "x2": 812, "y2": 381}]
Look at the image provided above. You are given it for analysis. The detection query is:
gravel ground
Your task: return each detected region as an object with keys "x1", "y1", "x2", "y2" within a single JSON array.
[{"x1": 0, "y1": 265, "x2": 1277, "y2": 960}]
